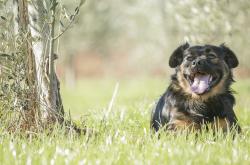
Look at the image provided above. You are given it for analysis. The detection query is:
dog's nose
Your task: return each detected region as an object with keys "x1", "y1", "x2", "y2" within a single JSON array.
[{"x1": 192, "y1": 59, "x2": 205, "y2": 67}]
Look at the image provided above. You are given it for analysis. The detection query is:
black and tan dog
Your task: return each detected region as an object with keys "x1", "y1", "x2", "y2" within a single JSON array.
[{"x1": 151, "y1": 43, "x2": 241, "y2": 133}]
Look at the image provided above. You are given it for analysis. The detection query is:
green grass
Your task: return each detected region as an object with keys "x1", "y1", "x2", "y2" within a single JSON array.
[{"x1": 1, "y1": 77, "x2": 250, "y2": 165}]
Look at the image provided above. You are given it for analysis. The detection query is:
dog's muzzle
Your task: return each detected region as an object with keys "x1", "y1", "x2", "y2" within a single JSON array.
[{"x1": 184, "y1": 59, "x2": 221, "y2": 95}]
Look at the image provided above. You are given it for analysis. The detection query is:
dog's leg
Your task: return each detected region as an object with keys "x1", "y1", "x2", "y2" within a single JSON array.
[{"x1": 150, "y1": 94, "x2": 168, "y2": 132}]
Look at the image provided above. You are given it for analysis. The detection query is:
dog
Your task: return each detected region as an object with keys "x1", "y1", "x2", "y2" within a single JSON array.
[{"x1": 151, "y1": 43, "x2": 241, "y2": 133}]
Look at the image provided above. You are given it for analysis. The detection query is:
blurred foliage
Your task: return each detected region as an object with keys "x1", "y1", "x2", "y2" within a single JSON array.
[
  {"x1": 0, "y1": 1, "x2": 29, "y2": 125},
  {"x1": 163, "y1": 0, "x2": 250, "y2": 64},
  {"x1": 60, "y1": 0, "x2": 250, "y2": 68}
]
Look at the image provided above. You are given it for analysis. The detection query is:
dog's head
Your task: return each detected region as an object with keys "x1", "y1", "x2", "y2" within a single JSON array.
[{"x1": 170, "y1": 43, "x2": 238, "y2": 99}]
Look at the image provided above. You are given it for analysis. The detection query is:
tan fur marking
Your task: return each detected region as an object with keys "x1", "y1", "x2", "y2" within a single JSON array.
[
  {"x1": 211, "y1": 117, "x2": 229, "y2": 132},
  {"x1": 168, "y1": 109, "x2": 201, "y2": 131},
  {"x1": 177, "y1": 64, "x2": 193, "y2": 94},
  {"x1": 210, "y1": 58, "x2": 219, "y2": 64},
  {"x1": 170, "y1": 119, "x2": 200, "y2": 131},
  {"x1": 206, "y1": 51, "x2": 219, "y2": 64}
]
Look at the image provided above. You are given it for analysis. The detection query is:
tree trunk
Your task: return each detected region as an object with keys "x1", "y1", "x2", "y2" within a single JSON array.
[
  {"x1": 13, "y1": 0, "x2": 39, "y2": 127},
  {"x1": 15, "y1": 0, "x2": 64, "y2": 126},
  {"x1": 28, "y1": 0, "x2": 64, "y2": 124}
]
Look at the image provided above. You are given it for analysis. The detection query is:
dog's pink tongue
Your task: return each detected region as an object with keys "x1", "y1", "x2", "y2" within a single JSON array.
[{"x1": 191, "y1": 74, "x2": 210, "y2": 94}]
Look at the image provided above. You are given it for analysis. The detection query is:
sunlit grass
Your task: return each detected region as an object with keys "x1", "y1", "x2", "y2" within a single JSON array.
[
  {"x1": 0, "y1": 77, "x2": 250, "y2": 164},
  {"x1": 61, "y1": 77, "x2": 167, "y2": 118}
]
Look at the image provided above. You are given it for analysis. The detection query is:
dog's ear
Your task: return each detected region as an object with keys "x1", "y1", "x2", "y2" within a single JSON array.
[
  {"x1": 220, "y1": 44, "x2": 239, "y2": 68},
  {"x1": 169, "y1": 42, "x2": 189, "y2": 68}
]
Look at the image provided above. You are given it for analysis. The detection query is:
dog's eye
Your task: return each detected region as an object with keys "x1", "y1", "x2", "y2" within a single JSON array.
[
  {"x1": 186, "y1": 56, "x2": 195, "y2": 61},
  {"x1": 207, "y1": 54, "x2": 217, "y2": 59}
]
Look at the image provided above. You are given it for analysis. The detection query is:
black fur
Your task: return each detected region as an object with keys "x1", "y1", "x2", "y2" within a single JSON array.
[{"x1": 151, "y1": 44, "x2": 241, "y2": 133}]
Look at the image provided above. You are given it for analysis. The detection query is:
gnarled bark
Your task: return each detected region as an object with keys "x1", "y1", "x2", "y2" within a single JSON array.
[{"x1": 14, "y1": 0, "x2": 64, "y2": 127}]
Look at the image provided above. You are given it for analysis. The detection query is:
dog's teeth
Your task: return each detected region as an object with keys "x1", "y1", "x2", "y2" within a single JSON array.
[{"x1": 209, "y1": 75, "x2": 213, "y2": 82}]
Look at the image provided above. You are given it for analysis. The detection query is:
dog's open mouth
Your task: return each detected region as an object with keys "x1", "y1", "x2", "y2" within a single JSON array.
[{"x1": 185, "y1": 72, "x2": 219, "y2": 95}]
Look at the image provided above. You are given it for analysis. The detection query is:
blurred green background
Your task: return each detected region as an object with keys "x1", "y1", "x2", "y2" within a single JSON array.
[
  {"x1": 58, "y1": 0, "x2": 250, "y2": 82},
  {"x1": 55, "y1": 0, "x2": 250, "y2": 118}
]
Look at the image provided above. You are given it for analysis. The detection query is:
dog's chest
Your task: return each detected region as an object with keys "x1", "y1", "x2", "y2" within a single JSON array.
[
  {"x1": 170, "y1": 97, "x2": 226, "y2": 122},
  {"x1": 166, "y1": 98, "x2": 227, "y2": 130}
]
